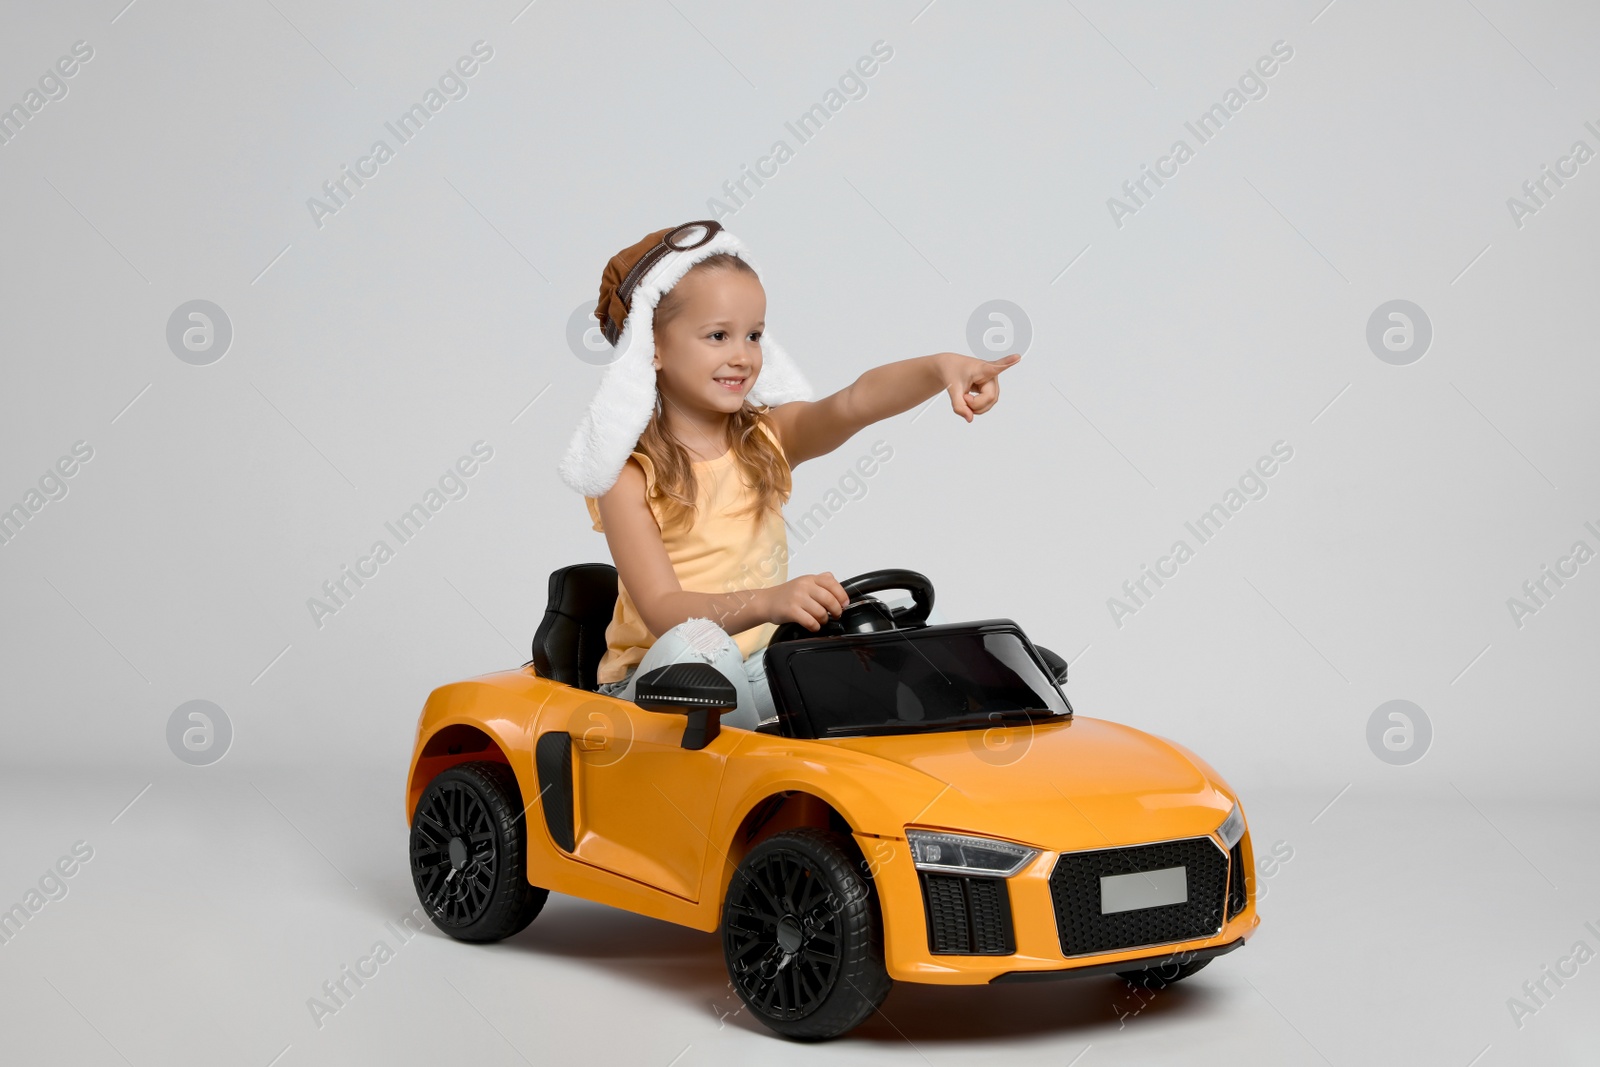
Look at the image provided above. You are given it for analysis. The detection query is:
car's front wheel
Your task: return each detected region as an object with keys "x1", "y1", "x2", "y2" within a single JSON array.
[
  {"x1": 410, "y1": 761, "x2": 547, "y2": 942},
  {"x1": 721, "y1": 828, "x2": 892, "y2": 1040}
]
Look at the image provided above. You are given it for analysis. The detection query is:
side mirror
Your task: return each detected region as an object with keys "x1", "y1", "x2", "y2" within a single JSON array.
[
  {"x1": 634, "y1": 662, "x2": 738, "y2": 750},
  {"x1": 1035, "y1": 644, "x2": 1069, "y2": 686}
]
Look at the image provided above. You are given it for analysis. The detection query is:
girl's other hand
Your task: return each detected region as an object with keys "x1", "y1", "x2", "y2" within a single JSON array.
[
  {"x1": 940, "y1": 352, "x2": 1022, "y2": 423},
  {"x1": 762, "y1": 572, "x2": 849, "y2": 631}
]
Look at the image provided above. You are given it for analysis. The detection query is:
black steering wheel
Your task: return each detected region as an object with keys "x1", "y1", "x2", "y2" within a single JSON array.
[{"x1": 767, "y1": 568, "x2": 935, "y2": 646}]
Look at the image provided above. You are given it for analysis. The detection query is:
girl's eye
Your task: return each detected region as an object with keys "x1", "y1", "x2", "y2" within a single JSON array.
[
  {"x1": 708, "y1": 330, "x2": 726, "y2": 341},
  {"x1": 748, "y1": 331, "x2": 762, "y2": 342}
]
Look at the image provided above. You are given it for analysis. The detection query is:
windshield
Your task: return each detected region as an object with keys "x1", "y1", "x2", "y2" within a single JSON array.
[{"x1": 785, "y1": 629, "x2": 1071, "y2": 737}]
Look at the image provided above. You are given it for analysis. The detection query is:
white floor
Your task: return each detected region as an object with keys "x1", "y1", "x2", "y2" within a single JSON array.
[{"x1": 1, "y1": 767, "x2": 1596, "y2": 1066}]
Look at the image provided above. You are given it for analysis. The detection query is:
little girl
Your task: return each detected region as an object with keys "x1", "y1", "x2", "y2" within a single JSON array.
[{"x1": 558, "y1": 219, "x2": 1020, "y2": 731}]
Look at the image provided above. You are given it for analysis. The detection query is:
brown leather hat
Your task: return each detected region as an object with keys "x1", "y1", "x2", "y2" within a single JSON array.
[{"x1": 594, "y1": 220, "x2": 723, "y2": 346}]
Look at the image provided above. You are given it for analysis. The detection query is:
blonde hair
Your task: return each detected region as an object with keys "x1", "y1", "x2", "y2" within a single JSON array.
[{"x1": 638, "y1": 254, "x2": 791, "y2": 532}]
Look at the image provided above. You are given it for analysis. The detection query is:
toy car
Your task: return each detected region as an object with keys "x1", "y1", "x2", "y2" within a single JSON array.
[{"x1": 405, "y1": 566, "x2": 1259, "y2": 1040}]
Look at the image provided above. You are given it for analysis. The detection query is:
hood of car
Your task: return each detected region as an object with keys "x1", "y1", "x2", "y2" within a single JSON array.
[{"x1": 816, "y1": 715, "x2": 1234, "y2": 852}]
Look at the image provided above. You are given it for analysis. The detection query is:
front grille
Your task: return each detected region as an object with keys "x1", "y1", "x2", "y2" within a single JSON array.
[
  {"x1": 1227, "y1": 837, "x2": 1248, "y2": 919},
  {"x1": 920, "y1": 873, "x2": 1015, "y2": 954},
  {"x1": 1049, "y1": 837, "x2": 1228, "y2": 956}
]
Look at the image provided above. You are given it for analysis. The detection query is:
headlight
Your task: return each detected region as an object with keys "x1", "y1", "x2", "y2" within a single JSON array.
[
  {"x1": 1216, "y1": 802, "x2": 1246, "y2": 848},
  {"x1": 906, "y1": 829, "x2": 1038, "y2": 877}
]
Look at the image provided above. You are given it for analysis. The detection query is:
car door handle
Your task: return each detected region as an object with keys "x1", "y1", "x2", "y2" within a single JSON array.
[{"x1": 576, "y1": 734, "x2": 608, "y2": 751}]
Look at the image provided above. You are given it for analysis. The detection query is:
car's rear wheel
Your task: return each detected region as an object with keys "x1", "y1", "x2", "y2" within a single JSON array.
[
  {"x1": 1115, "y1": 956, "x2": 1212, "y2": 989},
  {"x1": 721, "y1": 828, "x2": 892, "y2": 1041},
  {"x1": 410, "y1": 761, "x2": 547, "y2": 942}
]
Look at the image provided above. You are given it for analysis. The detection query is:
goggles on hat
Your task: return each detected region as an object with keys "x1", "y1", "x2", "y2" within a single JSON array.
[{"x1": 601, "y1": 219, "x2": 724, "y2": 345}]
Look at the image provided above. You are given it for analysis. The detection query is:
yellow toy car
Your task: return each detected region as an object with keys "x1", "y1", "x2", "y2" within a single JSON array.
[{"x1": 405, "y1": 566, "x2": 1259, "y2": 1040}]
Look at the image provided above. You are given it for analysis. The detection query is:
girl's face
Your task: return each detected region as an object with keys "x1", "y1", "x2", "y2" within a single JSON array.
[{"x1": 653, "y1": 265, "x2": 765, "y2": 417}]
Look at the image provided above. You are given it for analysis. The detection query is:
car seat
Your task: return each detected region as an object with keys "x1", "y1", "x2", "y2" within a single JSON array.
[{"x1": 529, "y1": 563, "x2": 618, "y2": 691}]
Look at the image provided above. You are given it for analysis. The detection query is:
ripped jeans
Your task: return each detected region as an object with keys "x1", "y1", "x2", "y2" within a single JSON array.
[{"x1": 595, "y1": 617, "x2": 777, "y2": 732}]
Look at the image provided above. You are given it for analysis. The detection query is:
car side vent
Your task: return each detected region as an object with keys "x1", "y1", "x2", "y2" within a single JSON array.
[
  {"x1": 1226, "y1": 838, "x2": 1248, "y2": 919},
  {"x1": 534, "y1": 732, "x2": 575, "y2": 852},
  {"x1": 920, "y1": 873, "x2": 1015, "y2": 955}
]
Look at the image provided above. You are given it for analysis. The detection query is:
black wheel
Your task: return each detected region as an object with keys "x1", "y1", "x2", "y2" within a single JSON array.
[
  {"x1": 1115, "y1": 956, "x2": 1212, "y2": 990},
  {"x1": 410, "y1": 761, "x2": 547, "y2": 942},
  {"x1": 721, "y1": 828, "x2": 891, "y2": 1041}
]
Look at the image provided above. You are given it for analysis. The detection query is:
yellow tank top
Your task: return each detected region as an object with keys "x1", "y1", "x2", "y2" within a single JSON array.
[{"x1": 585, "y1": 420, "x2": 790, "y2": 685}]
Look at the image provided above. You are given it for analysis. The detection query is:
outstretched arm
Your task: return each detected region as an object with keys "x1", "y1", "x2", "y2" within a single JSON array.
[{"x1": 767, "y1": 351, "x2": 1021, "y2": 466}]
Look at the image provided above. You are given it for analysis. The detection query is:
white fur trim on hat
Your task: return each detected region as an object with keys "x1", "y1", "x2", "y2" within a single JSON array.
[{"x1": 558, "y1": 228, "x2": 814, "y2": 498}]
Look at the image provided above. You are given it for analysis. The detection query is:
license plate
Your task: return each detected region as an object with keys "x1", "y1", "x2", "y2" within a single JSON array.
[{"x1": 1100, "y1": 865, "x2": 1188, "y2": 914}]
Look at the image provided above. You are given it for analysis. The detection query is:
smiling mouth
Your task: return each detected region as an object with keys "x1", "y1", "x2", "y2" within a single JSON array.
[{"x1": 713, "y1": 376, "x2": 747, "y2": 390}]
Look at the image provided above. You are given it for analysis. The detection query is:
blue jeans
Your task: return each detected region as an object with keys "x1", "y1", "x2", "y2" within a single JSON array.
[{"x1": 595, "y1": 617, "x2": 776, "y2": 732}]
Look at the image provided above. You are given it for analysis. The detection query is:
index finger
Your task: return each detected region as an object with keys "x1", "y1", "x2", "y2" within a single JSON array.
[{"x1": 986, "y1": 353, "x2": 1023, "y2": 375}]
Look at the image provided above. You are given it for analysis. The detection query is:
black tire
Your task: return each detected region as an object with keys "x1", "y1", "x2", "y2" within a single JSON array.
[
  {"x1": 721, "y1": 828, "x2": 892, "y2": 1041},
  {"x1": 410, "y1": 761, "x2": 547, "y2": 942},
  {"x1": 1115, "y1": 956, "x2": 1212, "y2": 990}
]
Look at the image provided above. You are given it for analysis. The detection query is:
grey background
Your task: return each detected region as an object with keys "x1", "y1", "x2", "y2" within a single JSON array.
[{"x1": 2, "y1": 1, "x2": 1597, "y2": 1064}]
